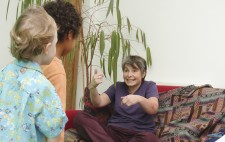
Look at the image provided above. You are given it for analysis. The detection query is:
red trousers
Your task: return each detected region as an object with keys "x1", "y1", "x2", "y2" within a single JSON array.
[{"x1": 73, "y1": 111, "x2": 160, "y2": 142}]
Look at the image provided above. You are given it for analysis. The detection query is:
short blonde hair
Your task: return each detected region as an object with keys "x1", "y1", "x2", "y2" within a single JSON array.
[{"x1": 10, "y1": 5, "x2": 57, "y2": 60}]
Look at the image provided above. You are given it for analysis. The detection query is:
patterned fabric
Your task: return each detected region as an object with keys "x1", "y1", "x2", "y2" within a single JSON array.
[
  {"x1": 0, "y1": 60, "x2": 68, "y2": 142},
  {"x1": 64, "y1": 128, "x2": 85, "y2": 142},
  {"x1": 155, "y1": 85, "x2": 225, "y2": 142}
]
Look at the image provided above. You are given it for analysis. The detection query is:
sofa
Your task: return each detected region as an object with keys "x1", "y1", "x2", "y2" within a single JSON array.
[{"x1": 65, "y1": 84, "x2": 225, "y2": 142}]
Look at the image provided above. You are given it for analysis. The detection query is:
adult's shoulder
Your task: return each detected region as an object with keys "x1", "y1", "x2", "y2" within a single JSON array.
[
  {"x1": 115, "y1": 81, "x2": 127, "y2": 88},
  {"x1": 115, "y1": 81, "x2": 126, "y2": 85},
  {"x1": 143, "y1": 80, "x2": 156, "y2": 87},
  {"x1": 106, "y1": 81, "x2": 126, "y2": 90}
]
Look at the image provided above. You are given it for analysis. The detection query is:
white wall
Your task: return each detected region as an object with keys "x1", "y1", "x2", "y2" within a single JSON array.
[
  {"x1": 75, "y1": 0, "x2": 225, "y2": 109},
  {"x1": 0, "y1": 0, "x2": 16, "y2": 68},
  {"x1": 118, "y1": 0, "x2": 225, "y2": 88}
]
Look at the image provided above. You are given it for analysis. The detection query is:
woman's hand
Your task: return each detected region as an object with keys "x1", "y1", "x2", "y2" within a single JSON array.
[
  {"x1": 121, "y1": 95, "x2": 158, "y2": 114},
  {"x1": 121, "y1": 95, "x2": 142, "y2": 106},
  {"x1": 88, "y1": 69, "x2": 104, "y2": 89}
]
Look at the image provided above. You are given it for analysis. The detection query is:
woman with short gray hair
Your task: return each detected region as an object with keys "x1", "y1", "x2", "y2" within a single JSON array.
[{"x1": 74, "y1": 55, "x2": 160, "y2": 142}]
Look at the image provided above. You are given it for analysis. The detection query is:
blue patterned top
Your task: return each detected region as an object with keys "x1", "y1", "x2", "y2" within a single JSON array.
[{"x1": 0, "y1": 60, "x2": 68, "y2": 142}]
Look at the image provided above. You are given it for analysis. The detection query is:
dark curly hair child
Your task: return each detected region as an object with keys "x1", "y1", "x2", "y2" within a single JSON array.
[
  {"x1": 43, "y1": 0, "x2": 82, "y2": 43},
  {"x1": 41, "y1": 1, "x2": 82, "y2": 141}
]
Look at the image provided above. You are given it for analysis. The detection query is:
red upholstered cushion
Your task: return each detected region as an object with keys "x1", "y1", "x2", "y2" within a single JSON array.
[
  {"x1": 157, "y1": 85, "x2": 180, "y2": 93},
  {"x1": 65, "y1": 110, "x2": 80, "y2": 130}
]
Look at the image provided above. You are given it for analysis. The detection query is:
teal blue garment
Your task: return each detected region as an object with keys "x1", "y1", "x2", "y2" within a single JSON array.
[{"x1": 0, "y1": 59, "x2": 68, "y2": 142}]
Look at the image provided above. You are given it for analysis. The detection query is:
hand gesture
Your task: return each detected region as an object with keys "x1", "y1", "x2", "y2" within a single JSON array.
[
  {"x1": 89, "y1": 69, "x2": 104, "y2": 89},
  {"x1": 121, "y1": 95, "x2": 142, "y2": 107}
]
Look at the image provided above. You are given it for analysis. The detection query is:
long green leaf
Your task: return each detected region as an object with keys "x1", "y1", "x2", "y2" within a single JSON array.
[
  {"x1": 146, "y1": 47, "x2": 152, "y2": 66},
  {"x1": 102, "y1": 58, "x2": 106, "y2": 76},
  {"x1": 106, "y1": 0, "x2": 114, "y2": 17},
  {"x1": 127, "y1": 18, "x2": 131, "y2": 33},
  {"x1": 117, "y1": 9, "x2": 121, "y2": 30},
  {"x1": 120, "y1": 34, "x2": 127, "y2": 59},
  {"x1": 141, "y1": 30, "x2": 144, "y2": 43},
  {"x1": 136, "y1": 29, "x2": 139, "y2": 42},
  {"x1": 100, "y1": 58, "x2": 103, "y2": 68},
  {"x1": 6, "y1": 0, "x2": 10, "y2": 20},
  {"x1": 121, "y1": 34, "x2": 125, "y2": 53},
  {"x1": 143, "y1": 32, "x2": 146, "y2": 49},
  {"x1": 116, "y1": 32, "x2": 120, "y2": 58},
  {"x1": 113, "y1": 57, "x2": 118, "y2": 85},
  {"x1": 16, "y1": 1, "x2": 19, "y2": 20},
  {"x1": 99, "y1": 30, "x2": 105, "y2": 57},
  {"x1": 127, "y1": 40, "x2": 131, "y2": 54},
  {"x1": 111, "y1": 31, "x2": 117, "y2": 52},
  {"x1": 116, "y1": 0, "x2": 119, "y2": 9},
  {"x1": 108, "y1": 49, "x2": 112, "y2": 76},
  {"x1": 110, "y1": 0, "x2": 114, "y2": 16}
]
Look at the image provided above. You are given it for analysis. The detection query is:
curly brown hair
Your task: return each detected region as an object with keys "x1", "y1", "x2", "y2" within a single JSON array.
[{"x1": 43, "y1": 0, "x2": 82, "y2": 42}]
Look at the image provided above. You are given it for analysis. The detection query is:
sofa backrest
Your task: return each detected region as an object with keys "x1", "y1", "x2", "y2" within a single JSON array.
[{"x1": 157, "y1": 85, "x2": 180, "y2": 93}]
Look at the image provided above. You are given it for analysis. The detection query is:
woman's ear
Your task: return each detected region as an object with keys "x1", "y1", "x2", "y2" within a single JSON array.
[
  {"x1": 142, "y1": 71, "x2": 146, "y2": 78},
  {"x1": 43, "y1": 43, "x2": 52, "y2": 54}
]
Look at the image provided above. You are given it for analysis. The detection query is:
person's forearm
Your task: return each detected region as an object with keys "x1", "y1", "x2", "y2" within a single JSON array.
[
  {"x1": 88, "y1": 69, "x2": 105, "y2": 107},
  {"x1": 139, "y1": 97, "x2": 158, "y2": 115},
  {"x1": 89, "y1": 87, "x2": 102, "y2": 107}
]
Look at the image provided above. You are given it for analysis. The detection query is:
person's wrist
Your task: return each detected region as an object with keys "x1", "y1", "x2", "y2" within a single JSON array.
[
  {"x1": 138, "y1": 96, "x2": 144, "y2": 103},
  {"x1": 88, "y1": 82, "x2": 97, "y2": 90}
]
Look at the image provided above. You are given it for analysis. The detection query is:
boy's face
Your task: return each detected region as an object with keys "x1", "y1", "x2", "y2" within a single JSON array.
[{"x1": 61, "y1": 33, "x2": 76, "y2": 56}]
